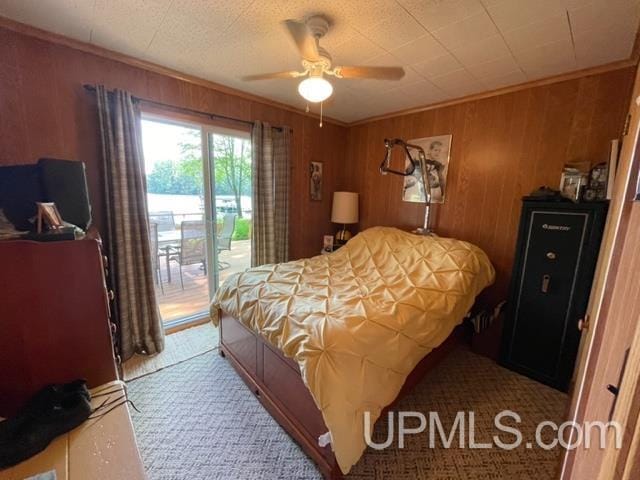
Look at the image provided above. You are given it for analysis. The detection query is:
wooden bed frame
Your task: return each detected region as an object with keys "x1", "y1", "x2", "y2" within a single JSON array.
[{"x1": 218, "y1": 309, "x2": 470, "y2": 479}]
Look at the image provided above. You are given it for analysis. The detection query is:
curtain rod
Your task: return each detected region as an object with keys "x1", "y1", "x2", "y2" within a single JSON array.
[{"x1": 82, "y1": 84, "x2": 283, "y2": 131}]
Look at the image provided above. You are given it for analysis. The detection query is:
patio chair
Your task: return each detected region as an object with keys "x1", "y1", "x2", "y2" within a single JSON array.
[
  {"x1": 217, "y1": 213, "x2": 236, "y2": 252},
  {"x1": 217, "y1": 213, "x2": 236, "y2": 270},
  {"x1": 149, "y1": 211, "x2": 175, "y2": 232},
  {"x1": 148, "y1": 222, "x2": 165, "y2": 294},
  {"x1": 167, "y1": 220, "x2": 207, "y2": 289}
]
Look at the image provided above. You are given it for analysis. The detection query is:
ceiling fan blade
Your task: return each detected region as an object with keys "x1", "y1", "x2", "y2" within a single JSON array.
[
  {"x1": 242, "y1": 71, "x2": 302, "y2": 81},
  {"x1": 283, "y1": 19, "x2": 320, "y2": 62},
  {"x1": 337, "y1": 66, "x2": 405, "y2": 80}
]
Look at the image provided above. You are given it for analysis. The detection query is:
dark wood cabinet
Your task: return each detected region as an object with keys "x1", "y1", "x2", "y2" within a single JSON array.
[
  {"x1": 500, "y1": 200, "x2": 608, "y2": 391},
  {"x1": 0, "y1": 239, "x2": 118, "y2": 416}
]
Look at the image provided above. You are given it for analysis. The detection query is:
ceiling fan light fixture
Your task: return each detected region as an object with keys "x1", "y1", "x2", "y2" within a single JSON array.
[{"x1": 298, "y1": 76, "x2": 333, "y2": 103}]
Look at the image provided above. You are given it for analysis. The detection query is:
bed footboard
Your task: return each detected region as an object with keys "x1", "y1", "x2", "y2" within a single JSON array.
[
  {"x1": 219, "y1": 311, "x2": 340, "y2": 478},
  {"x1": 218, "y1": 309, "x2": 468, "y2": 479}
]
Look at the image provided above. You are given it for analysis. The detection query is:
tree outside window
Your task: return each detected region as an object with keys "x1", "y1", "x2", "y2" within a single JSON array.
[{"x1": 146, "y1": 130, "x2": 251, "y2": 219}]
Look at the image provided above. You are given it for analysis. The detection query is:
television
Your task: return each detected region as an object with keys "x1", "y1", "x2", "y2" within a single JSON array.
[{"x1": 0, "y1": 158, "x2": 92, "y2": 231}]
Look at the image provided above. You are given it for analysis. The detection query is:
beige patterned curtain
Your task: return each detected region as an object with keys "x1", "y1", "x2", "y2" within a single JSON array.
[
  {"x1": 251, "y1": 121, "x2": 291, "y2": 266},
  {"x1": 96, "y1": 85, "x2": 164, "y2": 360}
]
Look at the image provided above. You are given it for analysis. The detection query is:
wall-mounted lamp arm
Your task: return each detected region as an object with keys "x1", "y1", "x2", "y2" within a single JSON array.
[
  {"x1": 379, "y1": 138, "x2": 418, "y2": 176},
  {"x1": 379, "y1": 138, "x2": 443, "y2": 236}
]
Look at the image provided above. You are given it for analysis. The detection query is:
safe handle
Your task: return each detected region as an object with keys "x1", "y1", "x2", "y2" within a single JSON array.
[{"x1": 541, "y1": 274, "x2": 551, "y2": 293}]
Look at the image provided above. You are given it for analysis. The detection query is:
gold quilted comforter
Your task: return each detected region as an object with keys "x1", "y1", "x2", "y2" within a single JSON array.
[{"x1": 210, "y1": 227, "x2": 495, "y2": 474}]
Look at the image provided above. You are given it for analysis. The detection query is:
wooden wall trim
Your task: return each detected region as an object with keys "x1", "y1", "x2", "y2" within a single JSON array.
[
  {"x1": 631, "y1": 24, "x2": 640, "y2": 65},
  {"x1": 0, "y1": 15, "x2": 347, "y2": 128},
  {"x1": 352, "y1": 26, "x2": 640, "y2": 126},
  {"x1": 350, "y1": 59, "x2": 639, "y2": 126}
]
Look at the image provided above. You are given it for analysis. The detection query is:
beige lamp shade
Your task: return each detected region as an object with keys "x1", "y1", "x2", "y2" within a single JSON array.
[{"x1": 331, "y1": 192, "x2": 359, "y2": 224}]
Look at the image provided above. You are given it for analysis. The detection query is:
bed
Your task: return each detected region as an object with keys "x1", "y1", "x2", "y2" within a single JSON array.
[{"x1": 210, "y1": 227, "x2": 495, "y2": 478}]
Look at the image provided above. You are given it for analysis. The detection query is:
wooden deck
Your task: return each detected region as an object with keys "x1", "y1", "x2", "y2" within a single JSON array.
[{"x1": 155, "y1": 240, "x2": 250, "y2": 324}]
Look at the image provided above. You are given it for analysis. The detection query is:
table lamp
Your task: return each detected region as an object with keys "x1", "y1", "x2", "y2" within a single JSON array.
[{"x1": 331, "y1": 191, "x2": 359, "y2": 244}]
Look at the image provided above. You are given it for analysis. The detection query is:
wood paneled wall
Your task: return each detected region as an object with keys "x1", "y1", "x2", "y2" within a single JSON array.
[
  {"x1": 343, "y1": 67, "x2": 636, "y2": 303},
  {"x1": 0, "y1": 26, "x2": 348, "y2": 260},
  {"x1": 0, "y1": 24, "x2": 636, "y2": 297}
]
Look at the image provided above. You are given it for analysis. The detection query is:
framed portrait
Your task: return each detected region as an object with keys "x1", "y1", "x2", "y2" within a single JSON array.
[
  {"x1": 583, "y1": 163, "x2": 608, "y2": 201},
  {"x1": 402, "y1": 134, "x2": 452, "y2": 204},
  {"x1": 323, "y1": 235, "x2": 334, "y2": 252},
  {"x1": 310, "y1": 161, "x2": 323, "y2": 201},
  {"x1": 559, "y1": 172, "x2": 585, "y2": 202}
]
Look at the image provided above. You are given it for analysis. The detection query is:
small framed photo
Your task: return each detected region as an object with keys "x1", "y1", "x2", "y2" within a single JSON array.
[
  {"x1": 310, "y1": 161, "x2": 323, "y2": 201},
  {"x1": 323, "y1": 235, "x2": 334, "y2": 252},
  {"x1": 583, "y1": 162, "x2": 608, "y2": 201},
  {"x1": 36, "y1": 202, "x2": 64, "y2": 233},
  {"x1": 560, "y1": 172, "x2": 585, "y2": 202}
]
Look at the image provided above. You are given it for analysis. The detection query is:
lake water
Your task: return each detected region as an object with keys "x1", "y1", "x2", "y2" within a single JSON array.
[{"x1": 147, "y1": 193, "x2": 252, "y2": 218}]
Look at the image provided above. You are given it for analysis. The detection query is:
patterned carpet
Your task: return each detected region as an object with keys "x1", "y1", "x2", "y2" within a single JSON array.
[{"x1": 128, "y1": 347, "x2": 567, "y2": 480}]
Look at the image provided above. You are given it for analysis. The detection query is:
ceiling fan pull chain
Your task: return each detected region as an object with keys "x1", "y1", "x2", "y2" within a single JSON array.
[{"x1": 320, "y1": 101, "x2": 323, "y2": 128}]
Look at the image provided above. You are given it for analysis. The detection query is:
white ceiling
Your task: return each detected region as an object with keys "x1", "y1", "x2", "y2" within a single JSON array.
[{"x1": 1, "y1": 0, "x2": 639, "y2": 123}]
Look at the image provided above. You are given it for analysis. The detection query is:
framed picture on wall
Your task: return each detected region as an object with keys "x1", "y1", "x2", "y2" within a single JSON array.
[
  {"x1": 402, "y1": 134, "x2": 452, "y2": 204},
  {"x1": 310, "y1": 161, "x2": 323, "y2": 201}
]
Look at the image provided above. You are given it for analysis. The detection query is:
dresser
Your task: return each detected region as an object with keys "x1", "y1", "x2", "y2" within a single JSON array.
[
  {"x1": 0, "y1": 239, "x2": 118, "y2": 416},
  {"x1": 499, "y1": 200, "x2": 608, "y2": 391}
]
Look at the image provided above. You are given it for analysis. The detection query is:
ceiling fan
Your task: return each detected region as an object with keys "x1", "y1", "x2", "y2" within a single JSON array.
[{"x1": 242, "y1": 15, "x2": 405, "y2": 106}]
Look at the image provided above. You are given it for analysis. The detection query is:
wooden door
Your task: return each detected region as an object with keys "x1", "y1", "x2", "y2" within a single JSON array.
[
  {"x1": 597, "y1": 318, "x2": 640, "y2": 479},
  {"x1": 561, "y1": 64, "x2": 640, "y2": 479}
]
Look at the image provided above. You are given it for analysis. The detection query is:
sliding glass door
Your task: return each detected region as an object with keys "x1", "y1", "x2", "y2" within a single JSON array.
[
  {"x1": 207, "y1": 128, "x2": 252, "y2": 290},
  {"x1": 141, "y1": 115, "x2": 252, "y2": 329}
]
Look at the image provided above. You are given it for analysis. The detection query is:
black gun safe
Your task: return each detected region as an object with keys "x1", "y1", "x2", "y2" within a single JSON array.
[{"x1": 500, "y1": 200, "x2": 608, "y2": 391}]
